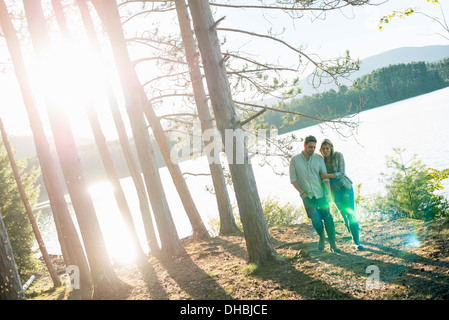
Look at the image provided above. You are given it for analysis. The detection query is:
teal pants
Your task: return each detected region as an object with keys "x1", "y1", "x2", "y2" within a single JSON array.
[
  {"x1": 302, "y1": 196, "x2": 337, "y2": 246},
  {"x1": 333, "y1": 186, "x2": 360, "y2": 245}
]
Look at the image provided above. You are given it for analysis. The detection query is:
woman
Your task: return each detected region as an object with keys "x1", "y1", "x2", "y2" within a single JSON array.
[{"x1": 319, "y1": 139, "x2": 363, "y2": 250}]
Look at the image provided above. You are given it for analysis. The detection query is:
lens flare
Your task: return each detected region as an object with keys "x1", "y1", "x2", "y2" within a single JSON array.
[{"x1": 88, "y1": 182, "x2": 137, "y2": 265}]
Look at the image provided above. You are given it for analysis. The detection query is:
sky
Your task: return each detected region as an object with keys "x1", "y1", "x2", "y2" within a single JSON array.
[
  {"x1": 214, "y1": 0, "x2": 448, "y2": 69},
  {"x1": 0, "y1": 0, "x2": 448, "y2": 140}
]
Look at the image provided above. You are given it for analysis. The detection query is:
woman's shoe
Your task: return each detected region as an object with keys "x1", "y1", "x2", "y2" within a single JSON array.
[{"x1": 330, "y1": 245, "x2": 341, "y2": 253}]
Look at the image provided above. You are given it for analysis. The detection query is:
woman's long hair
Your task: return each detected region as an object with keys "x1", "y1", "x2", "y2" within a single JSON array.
[{"x1": 320, "y1": 139, "x2": 335, "y2": 160}]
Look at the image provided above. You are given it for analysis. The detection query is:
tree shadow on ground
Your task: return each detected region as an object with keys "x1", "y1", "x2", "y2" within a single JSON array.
[
  {"x1": 284, "y1": 237, "x2": 449, "y2": 299},
  {"x1": 159, "y1": 253, "x2": 233, "y2": 300},
  {"x1": 126, "y1": 221, "x2": 448, "y2": 300},
  {"x1": 215, "y1": 237, "x2": 357, "y2": 300},
  {"x1": 136, "y1": 260, "x2": 170, "y2": 299},
  {"x1": 365, "y1": 241, "x2": 449, "y2": 269},
  {"x1": 239, "y1": 218, "x2": 449, "y2": 299},
  {"x1": 357, "y1": 242, "x2": 449, "y2": 299}
]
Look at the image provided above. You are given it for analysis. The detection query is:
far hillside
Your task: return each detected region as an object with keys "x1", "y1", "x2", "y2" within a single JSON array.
[
  {"x1": 262, "y1": 58, "x2": 449, "y2": 134},
  {"x1": 299, "y1": 45, "x2": 449, "y2": 96}
]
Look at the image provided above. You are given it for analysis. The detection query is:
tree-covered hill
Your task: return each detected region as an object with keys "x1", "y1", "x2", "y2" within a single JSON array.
[{"x1": 263, "y1": 58, "x2": 449, "y2": 134}]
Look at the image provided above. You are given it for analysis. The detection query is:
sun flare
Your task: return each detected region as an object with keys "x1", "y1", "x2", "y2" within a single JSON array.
[
  {"x1": 31, "y1": 37, "x2": 124, "y2": 139},
  {"x1": 35, "y1": 41, "x2": 110, "y2": 131},
  {"x1": 88, "y1": 182, "x2": 143, "y2": 265}
]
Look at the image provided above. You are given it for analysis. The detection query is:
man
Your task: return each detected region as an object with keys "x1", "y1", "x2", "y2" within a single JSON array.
[{"x1": 289, "y1": 135, "x2": 341, "y2": 253}]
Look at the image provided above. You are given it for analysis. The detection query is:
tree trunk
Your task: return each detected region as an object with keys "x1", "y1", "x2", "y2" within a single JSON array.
[
  {"x1": 86, "y1": 107, "x2": 148, "y2": 261},
  {"x1": 0, "y1": 212, "x2": 25, "y2": 300},
  {"x1": 0, "y1": 0, "x2": 92, "y2": 296},
  {"x1": 75, "y1": 0, "x2": 160, "y2": 258},
  {"x1": 22, "y1": 0, "x2": 125, "y2": 298},
  {"x1": 94, "y1": 0, "x2": 209, "y2": 242},
  {"x1": 142, "y1": 102, "x2": 211, "y2": 240},
  {"x1": 92, "y1": 0, "x2": 185, "y2": 258},
  {"x1": 174, "y1": 0, "x2": 240, "y2": 235},
  {"x1": 188, "y1": 0, "x2": 281, "y2": 265},
  {"x1": 51, "y1": 0, "x2": 147, "y2": 263},
  {"x1": 0, "y1": 117, "x2": 61, "y2": 287}
]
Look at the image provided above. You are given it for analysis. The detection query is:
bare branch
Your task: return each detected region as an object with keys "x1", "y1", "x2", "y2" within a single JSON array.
[
  {"x1": 241, "y1": 109, "x2": 266, "y2": 126},
  {"x1": 233, "y1": 100, "x2": 361, "y2": 128},
  {"x1": 132, "y1": 56, "x2": 188, "y2": 67},
  {"x1": 142, "y1": 70, "x2": 191, "y2": 87},
  {"x1": 217, "y1": 27, "x2": 359, "y2": 86},
  {"x1": 210, "y1": 1, "x2": 371, "y2": 12},
  {"x1": 149, "y1": 93, "x2": 195, "y2": 103},
  {"x1": 159, "y1": 113, "x2": 199, "y2": 119}
]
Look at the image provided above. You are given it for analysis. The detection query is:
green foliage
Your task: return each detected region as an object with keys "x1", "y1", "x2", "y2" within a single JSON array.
[
  {"x1": 379, "y1": 0, "x2": 440, "y2": 31},
  {"x1": 361, "y1": 148, "x2": 449, "y2": 221},
  {"x1": 231, "y1": 196, "x2": 306, "y2": 230},
  {"x1": 354, "y1": 184, "x2": 384, "y2": 221},
  {"x1": 379, "y1": 8, "x2": 415, "y2": 31},
  {"x1": 428, "y1": 58, "x2": 449, "y2": 83},
  {"x1": 259, "y1": 195, "x2": 307, "y2": 228},
  {"x1": 0, "y1": 141, "x2": 41, "y2": 274}
]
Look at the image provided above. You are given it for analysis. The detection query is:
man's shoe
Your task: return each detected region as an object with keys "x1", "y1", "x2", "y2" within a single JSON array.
[
  {"x1": 318, "y1": 237, "x2": 325, "y2": 251},
  {"x1": 355, "y1": 244, "x2": 364, "y2": 251}
]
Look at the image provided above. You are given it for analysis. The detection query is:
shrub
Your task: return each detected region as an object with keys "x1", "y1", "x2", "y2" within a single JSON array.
[
  {"x1": 207, "y1": 195, "x2": 307, "y2": 235},
  {"x1": 236, "y1": 195, "x2": 307, "y2": 229},
  {"x1": 364, "y1": 148, "x2": 449, "y2": 221},
  {"x1": 0, "y1": 141, "x2": 41, "y2": 274},
  {"x1": 257, "y1": 195, "x2": 306, "y2": 228}
]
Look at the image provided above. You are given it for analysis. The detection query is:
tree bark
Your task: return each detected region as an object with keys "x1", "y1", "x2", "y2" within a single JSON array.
[
  {"x1": 0, "y1": 0, "x2": 92, "y2": 296},
  {"x1": 188, "y1": 0, "x2": 281, "y2": 265},
  {"x1": 174, "y1": 0, "x2": 240, "y2": 235},
  {"x1": 92, "y1": 0, "x2": 185, "y2": 258},
  {"x1": 22, "y1": 0, "x2": 125, "y2": 298},
  {"x1": 142, "y1": 101, "x2": 211, "y2": 240},
  {"x1": 0, "y1": 117, "x2": 61, "y2": 287},
  {"x1": 0, "y1": 212, "x2": 25, "y2": 300}
]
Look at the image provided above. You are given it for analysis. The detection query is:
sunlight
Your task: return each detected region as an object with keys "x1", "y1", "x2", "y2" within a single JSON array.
[
  {"x1": 406, "y1": 235, "x2": 420, "y2": 248},
  {"x1": 40, "y1": 42, "x2": 104, "y2": 104},
  {"x1": 88, "y1": 182, "x2": 138, "y2": 265},
  {"x1": 37, "y1": 41, "x2": 109, "y2": 137}
]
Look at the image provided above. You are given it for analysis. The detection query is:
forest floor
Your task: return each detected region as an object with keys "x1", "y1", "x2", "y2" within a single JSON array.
[{"x1": 25, "y1": 217, "x2": 449, "y2": 300}]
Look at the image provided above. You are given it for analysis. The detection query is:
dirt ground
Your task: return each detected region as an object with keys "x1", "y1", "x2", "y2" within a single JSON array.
[{"x1": 26, "y1": 217, "x2": 449, "y2": 300}]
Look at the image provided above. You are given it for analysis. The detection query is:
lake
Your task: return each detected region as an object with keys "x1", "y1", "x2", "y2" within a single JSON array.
[{"x1": 35, "y1": 87, "x2": 449, "y2": 263}]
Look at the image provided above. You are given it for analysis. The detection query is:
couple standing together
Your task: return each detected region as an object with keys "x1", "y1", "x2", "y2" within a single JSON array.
[{"x1": 289, "y1": 135, "x2": 363, "y2": 253}]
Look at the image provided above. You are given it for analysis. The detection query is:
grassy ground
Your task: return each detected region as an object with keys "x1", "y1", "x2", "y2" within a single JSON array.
[{"x1": 25, "y1": 217, "x2": 449, "y2": 300}]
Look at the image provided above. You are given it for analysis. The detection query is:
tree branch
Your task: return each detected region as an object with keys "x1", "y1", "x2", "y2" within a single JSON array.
[{"x1": 241, "y1": 109, "x2": 266, "y2": 126}]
